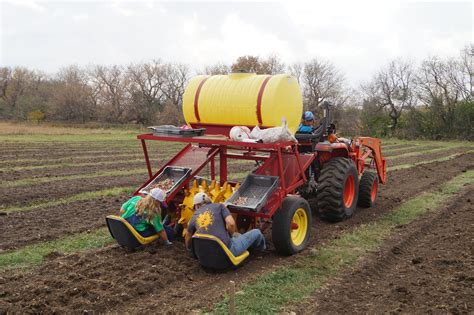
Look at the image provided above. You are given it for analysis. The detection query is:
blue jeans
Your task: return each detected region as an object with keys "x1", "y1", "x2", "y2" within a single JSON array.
[{"x1": 229, "y1": 229, "x2": 266, "y2": 256}]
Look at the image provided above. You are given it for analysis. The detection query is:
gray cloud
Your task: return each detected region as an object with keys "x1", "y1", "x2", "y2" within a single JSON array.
[{"x1": 1, "y1": 0, "x2": 472, "y2": 86}]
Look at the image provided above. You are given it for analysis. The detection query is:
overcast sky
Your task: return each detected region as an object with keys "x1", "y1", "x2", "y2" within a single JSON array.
[{"x1": 1, "y1": 0, "x2": 472, "y2": 86}]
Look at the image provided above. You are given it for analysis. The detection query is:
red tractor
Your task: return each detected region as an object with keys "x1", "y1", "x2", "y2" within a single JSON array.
[{"x1": 295, "y1": 101, "x2": 386, "y2": 222}]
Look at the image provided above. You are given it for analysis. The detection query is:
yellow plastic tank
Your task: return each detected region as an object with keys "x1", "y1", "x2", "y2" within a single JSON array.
[{"x1": 182, "y1": 73, "x2": 303, "y2": 134}]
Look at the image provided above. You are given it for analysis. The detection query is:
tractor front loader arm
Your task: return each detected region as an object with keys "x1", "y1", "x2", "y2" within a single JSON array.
[{"x1": 356, "y1": 137, "x2": 387, "y2": 184}]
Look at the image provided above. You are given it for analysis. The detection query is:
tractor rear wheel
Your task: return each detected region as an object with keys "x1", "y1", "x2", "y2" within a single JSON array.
[
  {"x1": 272, "y1": 196, "x2": 312, "y2": 256},
  {"x1": 358, "y1": 171, "x2": 378, "y2": 208},
  {"x1": 317, "y1": 157, "x2": 359, "y2": 222}
]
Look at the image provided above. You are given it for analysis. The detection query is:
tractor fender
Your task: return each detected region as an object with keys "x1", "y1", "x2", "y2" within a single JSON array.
[
  {"x1": 315, "y1": 142, "x2": 349, "y2": 153},
  {"x1": 315, "y1": 142, "x2": 349, "y2": 165}
]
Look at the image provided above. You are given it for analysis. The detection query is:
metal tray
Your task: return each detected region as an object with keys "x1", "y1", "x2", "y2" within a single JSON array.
[
  {"x1": 225, "y1": 174, "x2": 279, "y2": 212},
  {"x1": 139, "y1": 166, "x2": 192, "y2": 195},
  {"x1": 148, "y1": 125, "x2": 206, "y2": 137}
]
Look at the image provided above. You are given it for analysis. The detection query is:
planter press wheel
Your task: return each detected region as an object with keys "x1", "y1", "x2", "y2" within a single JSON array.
[
  {"x1": 291, "y1": 208, "x2": 308, "y2": 247},
  {"x1": 272, "y1": 196, "x2": 312, "y2": 256}
]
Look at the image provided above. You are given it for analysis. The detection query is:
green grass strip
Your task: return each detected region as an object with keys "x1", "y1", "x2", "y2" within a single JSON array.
[
  {"x1": 0, "y1": 228, "x2": 113, "y2": 271},
  {"x1": 382, "y1": 144, "x2": 420, "y2": 154},
  {"x1": 1, "y1": 186, "x2": 135, "y2": 214},
  {"x1": 385, "y1": 145, "x2": 472, "y2": 161},
  {"x1": 388, "y1": 150, "x2": 474, "y2": 171},
  {"x1": 381, "y1": 139, "x2": 467, "y2": 148},
  {"x1": 212, "y1": 170, "x2": 474, "y2": 313}
]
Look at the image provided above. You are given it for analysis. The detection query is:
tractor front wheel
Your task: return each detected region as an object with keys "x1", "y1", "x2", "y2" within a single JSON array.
[
  {"x1": 317, "y1": 157, "x2": 359, "y2": 222},
  {"x1": 358, "y1": 171, "x2": 378, "y2": 208},
  {"x1": 272, "y1": 196, "x2": 312, "y2": 256}
]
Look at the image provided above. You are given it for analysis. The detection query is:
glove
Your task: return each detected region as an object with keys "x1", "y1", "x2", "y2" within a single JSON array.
[{"x1": 164, "y1": 240, "x2": 173, "y2": 246}]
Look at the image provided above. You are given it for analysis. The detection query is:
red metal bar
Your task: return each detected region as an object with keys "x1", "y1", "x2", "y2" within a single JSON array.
[
  {"x1": 137, "y1": 133, "x2": 294, "y2": 149},
  {"x1": 219, "y1": 145, "x2": 227, "y2": 185},
  {"x1": 286, "y1": 179, "x2": 305, "y2": 193},
  {"x1": 210, "y1": 156, "x2": 215, "y2": 180},
  {"x1": 277, "y1": 148, "x2": 286, "y2": 190},
  {"x1": 293, "y1": 145, "x2": 307, "y2": 183},
  {"x1": 224, "y1": 153, "x2": 268, "y2": 161},
  {"x1": 357, "y1": 137, "x2": 387, "y2": 184},
  {"x1": 141, "y1": 139, "x2": 153, "y2": 179}
]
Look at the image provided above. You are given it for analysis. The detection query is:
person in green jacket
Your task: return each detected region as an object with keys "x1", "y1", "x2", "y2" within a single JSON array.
[{"x1": 120, "y1": 188, "x2": 172, "y2": 245}]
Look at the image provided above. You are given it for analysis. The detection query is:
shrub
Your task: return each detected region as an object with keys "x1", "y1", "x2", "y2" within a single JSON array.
[{"x1": 27, "y1": 110, "x2": 45, "y2": 124}]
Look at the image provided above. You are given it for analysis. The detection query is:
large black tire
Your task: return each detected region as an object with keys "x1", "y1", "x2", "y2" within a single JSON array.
[
  {"x1": 358, "y1": 171, "x2": 378, "y2": 208},
  {"x1": 317, "y1": 157, "x2": 359, "y2": 222},
  {"x1": 272, "y1": 196, "x2": 312, "y2": 256}
]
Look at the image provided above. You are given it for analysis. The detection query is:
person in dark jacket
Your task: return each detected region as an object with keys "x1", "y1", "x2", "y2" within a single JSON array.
[{"x1": 185, "y1": 193, "x2": 265, "y2": 256}]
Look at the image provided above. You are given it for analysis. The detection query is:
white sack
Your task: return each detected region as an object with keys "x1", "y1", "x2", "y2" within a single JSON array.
[
  {"x1": 229, "y1": 126, "x2": 251, "y2": 141},
  {"x1": 250, "y1": 118, "x2": 297, "y2": 143}
]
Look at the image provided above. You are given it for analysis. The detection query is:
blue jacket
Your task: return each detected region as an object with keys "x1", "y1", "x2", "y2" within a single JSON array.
[{"x1": 297, "y1": 124, "x2": 313, "y2": 134}]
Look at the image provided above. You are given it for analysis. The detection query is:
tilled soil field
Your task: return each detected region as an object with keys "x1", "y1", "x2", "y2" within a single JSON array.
[
  {"x1": 293, "y1": 186, "x2": 474, "y2": 314},
  {"x1": 0, "y1": 160, "x2": 158, "y2": 181},
  {"x1": 0, "y1": 174, "x2": 147, "y2": 208},
  {"x1": 0, "y1": 153, "x2": 144, "y2": 168},
  {"x1": 0, "y1": 143, "x2": 180, "y2": 163},
  {"x1": 1, "y1": 137, "x2": 472, "y2": 314}
]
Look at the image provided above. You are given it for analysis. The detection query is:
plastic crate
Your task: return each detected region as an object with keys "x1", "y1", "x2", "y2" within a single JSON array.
[
  {"x1": 139, "y1": 166, "x2": 192, "y2": 195},
  {"x1": 148, "y1": 125, "x2": 206, "y2": 137},
  {"x1": 225, "y1": 174, "x2": 279, "y2": 212}
]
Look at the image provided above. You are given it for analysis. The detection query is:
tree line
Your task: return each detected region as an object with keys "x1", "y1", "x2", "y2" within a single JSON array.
[{"x1": 1, "y1": 45, "x2": 472, "y2": 140}]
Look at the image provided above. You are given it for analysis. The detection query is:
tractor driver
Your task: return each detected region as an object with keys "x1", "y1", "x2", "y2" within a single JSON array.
[
  {"x1": 297, "y1": 111, "x2": 316, "y2": 154},
  {"x1": 185, "y1": 192, "x2": 266, "y2": 256},
  {"x1": 297, "y1": 111, "x2": 316, "y2": 134}
]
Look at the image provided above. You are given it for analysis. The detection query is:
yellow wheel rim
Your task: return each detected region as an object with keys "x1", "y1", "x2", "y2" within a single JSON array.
[{"x1": 291, "y1": 208, "x2": 308, "y2": 247}]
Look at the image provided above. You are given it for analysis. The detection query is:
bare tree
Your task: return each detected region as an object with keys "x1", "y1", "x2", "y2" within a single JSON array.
[
  {"x1": 363, "y1": 59, "x2": 415, "y2": 131},
  {"x1": 127, "y1": 60, "x2": 167, "y2": 124},
  {"x1": 48, "y1": 65, "x2": 95, "y2": 122},
  {"x1": 92, "y1": 65, "x2": 130, "y2": 123},
  {"x1": 288, "y1": 62, "x2": 303, "y2": 84},
  {"x1": 202, "y1": 62, "x2": 230, "y2": 75},
  {"x1": 161, "y1": 63, "x2": 190, "y2": 121},
  {"x1": 302, "y1": 58, "x2": 346, "y2": 111},
  {"x1": 457, "y1": 45, "x2": 473, "y2": 101},
  {"x1": 260, "y1": 54, "x2": 285, "y2": 74},
  {"x1": 0, "y1": 67, "x2": 39, "y2": 118}
]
